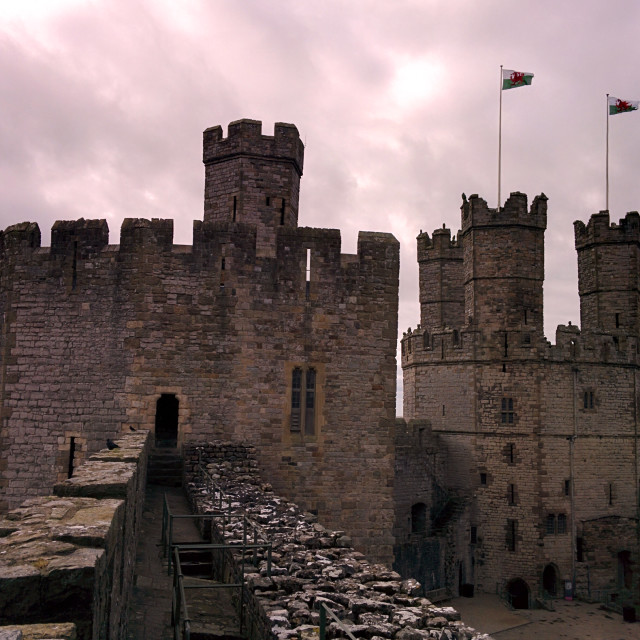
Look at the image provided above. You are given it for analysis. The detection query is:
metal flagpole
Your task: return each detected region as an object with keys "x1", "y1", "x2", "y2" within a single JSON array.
[
  {"x1": 498, "y1": 65, "x2": 503, "y2": 211},
  {"x1": 606, "y1": 93, "x2": 610, "y2": 211}
]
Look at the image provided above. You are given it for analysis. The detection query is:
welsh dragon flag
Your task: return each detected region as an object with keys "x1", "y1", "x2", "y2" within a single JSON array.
[
  {"x1": 502, "y1": 69, "x2": 534, "y2": 90},
  {"x1": 608, "y1": 96, "x2": 639, "y2": 115}
]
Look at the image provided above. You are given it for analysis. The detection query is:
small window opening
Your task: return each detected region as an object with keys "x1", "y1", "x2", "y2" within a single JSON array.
[
  {"x1": 583, "y1": 390, "x2": 594, "y2": 409},
  {"x1": 480, "y1": 472, "x2": 487, "y2": 485},
  {"x1": 524, "y1": 309, "x2": 528, "y2": 325},
  {"x1": 507, "y1": 519, "x2": 517, "y2": 552},
  {"x1": 470, "y1": 526, "x2": 477, "y2": 544},
  {"x1": 557, "y1": 513, "x2": 567, "y2": 534},
  {"x1": 576, "y1": 536, "x2": 584, "y2": 562},
  {"x1": 305, "y1": 248, "x2": 311, "y2": 300},
  {"x1": 501, "y1": 398, "x2": 514, "y2": 424},
  {"x1": 564, "y1": 479, "x2": 571, "y2": 496},
  {"x1": 221, "y1": 257, "x2": 226, "y2": 271},
  {"x1": 615, "y1": 313, "x2": 620, "y2": 328},
  {"x1": 453, "y1": 330, "x2": 460, "y2": 346},
  {"x1": 72, "y1": 240, "x2": 78, "y2": 290},
  {"x1": 280, "y1": 198, "x2": 286, "y2": 225},
  {"x1": 508, "y1": 483, "x2": 516, "y2": 505},
  {"x1": 613, "y1": 336, "x2": 619, "y2": 351},
  {"x1": 423, "y1": 332, "x2": 430, "y2": 349},
  {"x1": 232, "y1": 196, "x2": 237, "y2": 222},
  {"x1": 305, "y1": 368, "x2": 316, "y2": 435},
  {"x1": 411, "y1": 503, "x2": 427, "y2": 534},
  {"x1": 291, "y1": 368, "x2": 302, "y2": 432},
  {"x1": 545, "y1": 514, "x2": 556, "y2": 535},
  {"x1": 442, "y1": 404, "x2": 445, "y2": 416},
  {"x1": 608, "y1": 483, "x2": 614, "y2": 505},
  {"x1": 266, "y1": 196, "x2": 271, "y2": 206},
  {"x1": 503, "y1": 332, "x2": 509, "y2": 357},
  {"x1": 67, "y1": 437, "x2": 76, "y2": 479},
  {"x1": 502, "y1": 363, "x2": 507, "y2": 373},
  {"x1": 508, "y1": 442, "x2": 515, "y2": 464}
]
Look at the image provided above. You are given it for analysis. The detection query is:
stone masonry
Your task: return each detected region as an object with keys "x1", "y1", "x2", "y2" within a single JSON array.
[
  {"x1": 401, "y1": 193, "x2": 640, "y2": 609},
  {"x1": 0, "y1": 119, "x2": 399, "y2": 564}
]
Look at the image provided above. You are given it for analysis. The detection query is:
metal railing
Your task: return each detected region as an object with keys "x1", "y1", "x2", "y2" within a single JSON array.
[
  {"x1": 171, "y1": 548, "x2": 192, "y2": 640},
  {"x1": 318, "y1": 602, "x2": 357, "y2": 640}
]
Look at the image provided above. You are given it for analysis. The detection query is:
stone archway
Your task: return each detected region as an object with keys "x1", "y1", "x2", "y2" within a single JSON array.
[
  {"x1": 155, "y1": 393, "x2": 179, "y2": 448},
  {"x1": 506, "y1": 578, "x2": 530, "y2": 609},
  {"x1": 542, "y1": 564, "x2": 559, "y2": 597}
]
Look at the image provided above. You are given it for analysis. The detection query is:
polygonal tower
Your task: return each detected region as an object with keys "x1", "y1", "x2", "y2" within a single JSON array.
[
  {"x1": 574, "y1": 210, "x2": 640, "y2": 336},
  {"x1": 203, "y1": 118, "x2": 304, "y2": 229},
  {"x1": 461, "y1": 192, "x2": 547, "y2": 338}
]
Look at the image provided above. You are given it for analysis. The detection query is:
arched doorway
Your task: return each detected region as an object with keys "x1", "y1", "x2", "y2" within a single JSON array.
[
  {"x1": 542, "y1": 564, "x2": 558, "y2": 597},
  {"x1": 155, "y1": 394, "x2": 179, "y2": 448},
  {"x1": 506, "y1": 578, "x2": 530, "y2": 609}
]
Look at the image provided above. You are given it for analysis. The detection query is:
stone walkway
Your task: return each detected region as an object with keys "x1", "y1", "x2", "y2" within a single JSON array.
[{"x1": 126, "y1": 484, "x2": 203, "y2": 639}]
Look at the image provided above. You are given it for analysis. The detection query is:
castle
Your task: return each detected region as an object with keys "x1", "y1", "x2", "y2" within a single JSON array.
[
  {"x1": 400, "y1": 192, "x2": 640, "y2": 608},
  {"x1": 0, "y1": 119, "x2": 399, "y2": 564},
  {"x1": 0, "y1": 119, "x2": 638, "y2": 612}
]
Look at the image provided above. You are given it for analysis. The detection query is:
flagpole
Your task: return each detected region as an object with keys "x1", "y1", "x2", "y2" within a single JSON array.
[
  {"x1": 498, "y1": 65, "x2": 503, "y2": 211},
  {"x1": 606, "y1": 93, "x2": 610, "y2": 211}
]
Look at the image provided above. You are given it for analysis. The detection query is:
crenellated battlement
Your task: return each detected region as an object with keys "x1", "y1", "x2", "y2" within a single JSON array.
[
  {"x1": 417, "y1": 226, "x2": 462, "y2": 262},
  {"x1": 461, "y1": 191, "x2": 547, "y2": 232},
  {"x1": 203, "y1": 119, "x2": 304, "y2": 176},
  {"x1": 574, "y1": 210, "x2": 640, "y2": 249},
  {"x1": 50, "y1": 219, "x2": 109, "y2": 256}
]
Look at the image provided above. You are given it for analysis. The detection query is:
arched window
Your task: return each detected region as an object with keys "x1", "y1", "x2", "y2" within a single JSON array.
[
  {"x1": 290, "y1": 366, "x2": 317, "y2": 435},
  {"x1": 291, "y1": 368, "x2": 302, "y2": 432}
]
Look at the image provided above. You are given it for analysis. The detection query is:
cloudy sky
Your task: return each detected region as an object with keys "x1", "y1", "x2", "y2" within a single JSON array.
[{"x1": 2, "y1": 0, "x2": 640, "y2": 409}]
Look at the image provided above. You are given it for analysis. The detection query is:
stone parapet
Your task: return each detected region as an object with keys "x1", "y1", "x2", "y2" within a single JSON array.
[{"x1": 0, "y1": 430, "x2": 150, "y2": 640}]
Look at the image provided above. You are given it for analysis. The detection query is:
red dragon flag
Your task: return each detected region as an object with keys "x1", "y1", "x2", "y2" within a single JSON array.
[
  {"x1": 502, "y1": 68, "x2": 534, "y2": 90},
  {"x1": 608, "y1": 96, "x2": 639, "y2": 115}
]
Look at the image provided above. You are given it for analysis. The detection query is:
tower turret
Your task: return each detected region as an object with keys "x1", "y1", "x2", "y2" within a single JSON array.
[
  {"x1": 203, "y1": 119, "x2": 304, "y2": 230},
  {"x1": 574, "y1": 210, "x2": 640, "y2": 336},
  {"x1": 461, "y1": 192, "x2": 547, "y2": 336},
  {"x1": 417, "y1": 226, "x2": 464, "y2": 330}
]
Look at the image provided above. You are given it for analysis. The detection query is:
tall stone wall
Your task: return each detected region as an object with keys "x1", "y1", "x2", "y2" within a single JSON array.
[{"x1": 0, "y1": 121, "x2": 399, "y2": 564}]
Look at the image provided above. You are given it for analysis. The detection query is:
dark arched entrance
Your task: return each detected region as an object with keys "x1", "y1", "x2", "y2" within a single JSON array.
[
  {"x1": 507, "y1": 578, "x2": 530, "y2": 609},
  {"x1": 542, "y1": 564, "x2": 558, "y2": 596},
  {"x1": 155, "y1": 394, "x2": 179, "y2": 448}
]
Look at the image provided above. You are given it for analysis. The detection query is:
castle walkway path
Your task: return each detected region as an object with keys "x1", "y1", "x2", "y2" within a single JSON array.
[{"x1": 126, "y1": 483, "x2": 241, "y2": 640}]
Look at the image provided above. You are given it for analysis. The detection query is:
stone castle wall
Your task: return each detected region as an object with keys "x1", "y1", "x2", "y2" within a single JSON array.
[{"x1": 0, "y1": 120, "x2": 399, "y2": 564}]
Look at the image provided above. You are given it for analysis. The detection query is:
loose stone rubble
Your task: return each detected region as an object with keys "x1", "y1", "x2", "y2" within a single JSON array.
[{"x1": 186, "y1": 442, "x2": 493, "y2": 640}]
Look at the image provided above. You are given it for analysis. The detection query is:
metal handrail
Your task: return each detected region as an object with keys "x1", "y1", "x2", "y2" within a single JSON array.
[
  {"x1": 172, "y1": 548, "x2": 191, "y2": 640},
  {"x1": 318, "y1": 602, "x2": 357, "y2": 640}
]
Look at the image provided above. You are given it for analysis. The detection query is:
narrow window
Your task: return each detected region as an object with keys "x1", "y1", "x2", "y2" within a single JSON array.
[
  {"x1": 557, "y1": 513, "x2": 567, "y2": 534},
  {"x1": 305, "y1": 248, "x2": 311, "y2": 300},
  {"x1": 564, "y1": 479, "x2": 571, "y2": 496},
  {"x1": 507, "y1": 442, "x2": 515, "y2": 464},
  {"x1": 524, "y1": 309, "x2": 528, "y2": 325},
  {"x1": 576, "y1": 537, "x2": 584, "y2": 562},
  {"x1": 470, "y1": 526, "x2": 477, "y2": 544},
  {"x1": 501, "y1": 398, "x2": 514, "y2": 424},
  {"x1": 291, "y1": 368, "x2": 302, "y2": 432},
  {"x1": 508, "y1": 483, "x2": 516, "y2": 505},
  {"x1": 423, "y1": 332, "x2": 430, "y2": 349},
  {"x1": 502, "y1": 363, "x2": 507, "y2": 373},
  {"x1": 442, "y1": 404, "x2": 445, "y2": 416},
  {"x1": 72, "y1": 240, "x2": 78, "y2": 290},
  {"x1": 221, "y1": 257, "x2": 226, "y2": 271},
  {"x1": 615, "y1": 313, "x2": 620, "y2": 328},
  {"x1": 280, "y1": 198, "x2": 286, "y2": 225},
  {"x1": 480, "y1": 472, "x2": 487, "y2": 486},
  {"x1": 608, "y1": 483, "x2": 614, "y2": 505},
  {"x1": 266, "y1": 196, "x2": 271, "y2": 206},
  {"x1": 232, "y1": 195, "x2": 237, "y2": 222},
  {"x1": 67, "y1": 437, "x2": 76, "y2": 479},
  {"x1": 304, "y1": 368, "x2": 316, "y2": 435},
  {"x1": 507, "y1": 519, "x2": 517, "y2": 552},
  {"x1": 504, "y1": 332, "x2": 508, "y2": 357},
  {"x1": 452, "y1": 330, "x2": 460, "y2": 346},
  {"x1": 408, "y1": 338, "x2": 412, "y2": 353},
  {"x1": 545, "y1": 514, "x2": 556, "y2": 535}
]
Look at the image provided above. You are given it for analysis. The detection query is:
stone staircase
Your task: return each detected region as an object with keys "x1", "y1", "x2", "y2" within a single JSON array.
[{"x1": 147, "y1": 448, "x2": 183, "y2": 486}]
